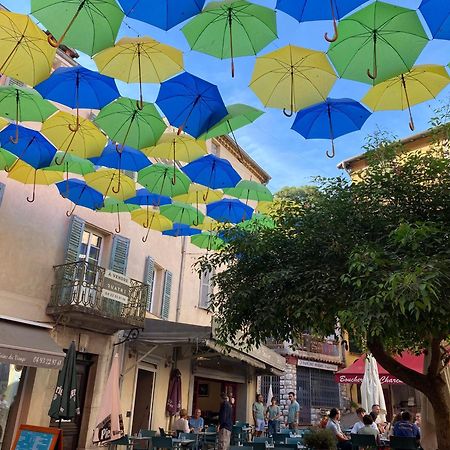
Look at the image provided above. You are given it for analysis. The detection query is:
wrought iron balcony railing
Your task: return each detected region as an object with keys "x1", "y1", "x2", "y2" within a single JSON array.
[{"x1": 48, "y1": 260, "x2": 148, "y2": 333}]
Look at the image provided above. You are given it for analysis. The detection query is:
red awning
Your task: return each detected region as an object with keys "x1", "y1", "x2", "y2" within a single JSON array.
[{"x1": 335, "y1": 352, "x2": 424, "y2": 385}]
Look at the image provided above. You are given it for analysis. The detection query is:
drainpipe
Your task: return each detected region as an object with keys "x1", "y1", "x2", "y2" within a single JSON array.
[{"x1": 175, "y1": 237, "x2": 187, "y2": 322}]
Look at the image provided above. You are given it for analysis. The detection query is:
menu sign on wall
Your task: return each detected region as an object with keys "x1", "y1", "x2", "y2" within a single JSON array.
[{"x1": 101, "y1": 270, "x2": 131, "y2": 304}]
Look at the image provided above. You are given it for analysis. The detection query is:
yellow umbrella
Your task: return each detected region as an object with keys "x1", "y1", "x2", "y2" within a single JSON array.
[
  {"x1": 173, "y1": 183, "x2": 223, "y2": 204},
  {"x1": 250, "y1": 45, "x2": 337, "y2": 116},
  {"x1": 255, "y1": 200, "x2": 274, "y2": 214},
  {"x1": 7, "y1": 159, "x2": 63, "y2": 202},
  {"x1": 131, "y1": 208, "x2": 173, "y2": 242},
  {"x1": 362, "y1": 64, "x2": 450, "y2": 131},
  {"x1": 192, "y1": 216, "x2": 220, "y2": 232},
  {"x1": 84, "y1": 169, "x2": 135, "y2": 201},
  {"x1": 41, "y1": 111, "x2": 107, "y2": 164},
  {"x1": 0, "y1": 11, "x2": 56, "y2": 86},
  {"x1": 94, "y1": 36, "x2": 184, "y2": 109}
]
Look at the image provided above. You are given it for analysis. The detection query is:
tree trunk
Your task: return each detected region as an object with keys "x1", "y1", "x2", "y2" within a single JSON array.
[{"x1": 367, "y1": 339, "x2": 450, "y2": 450}]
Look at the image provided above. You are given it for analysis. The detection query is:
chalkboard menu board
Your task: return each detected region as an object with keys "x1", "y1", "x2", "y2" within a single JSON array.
[{"x1": 12, "y1": 425, "x2": 62, "y2": 450}]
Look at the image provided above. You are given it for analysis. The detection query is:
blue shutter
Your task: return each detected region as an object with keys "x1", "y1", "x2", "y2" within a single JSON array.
[
  {"x1": 0, "y1": 182, "x2": 5, "y2": 208},
  {"x1": 64, "y1": 215, "x2": 85, "y2": 263},
  {"x1": 144, "y1": 256, "x2": 155, "y2": 311},
  {"x1": 109, "y1": 235, "x2": 130, "y2": 275},
  {"x1": 161, "y1": 270, "x2": 173, "y2": 320}
]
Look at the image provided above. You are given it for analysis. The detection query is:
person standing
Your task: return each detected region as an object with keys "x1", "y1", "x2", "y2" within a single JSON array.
[
  {"x1": 253, "y1": 394, "x2": 265, "y2": 437},
  {"x1": 266, "y1": 397, "x2": 282, "y2": 436},
  {"x1": 286, "y1": 392, "x2": 300, "y2": 431},
  {"x1": 218, "y1": 393, "x2": 233, "y2": 450}
]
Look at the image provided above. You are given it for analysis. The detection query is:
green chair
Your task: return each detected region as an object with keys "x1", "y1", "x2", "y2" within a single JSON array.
[
  {"x1": 350, "y1": 433, "x2": 378, "y2": 449},
  {"x1": 152, "y1": 436, "x2": 174, "y2": 450},
  {"x1": 273, "y1": 433, "x2": 287, "y2": 445},
  {"x1": 231, "y1": 425, "x2": 244, "y2": 446},
  {"x1": 286, "y1": 437, "x2": 303, "y2": 445},
  {"x1": 390, "y1": 436, "x2": 420, "y2": 450}
]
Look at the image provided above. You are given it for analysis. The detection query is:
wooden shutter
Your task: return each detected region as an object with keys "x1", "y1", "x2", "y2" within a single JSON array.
[
  {"x1": 64, "y1": 215, "x2": 85, "y2": 263},
  {"x1": 160, "y1": 270, "x2": 173, "y2": 320},
  {"x1": 0, "y1": 182, "x2": 5, "y2": 208},
  {"x1": 109, "y1": 235, "x2": 130, "y2": 275},
  {"x1": 7, "y1": 77, "x2": 25, "y2": 88},
  {"x1": 144, "y1": 256, "x2": 155, "y2": 312},
  {"x1": 199, "y1": 271, "x2": 211, "y2": 309}
]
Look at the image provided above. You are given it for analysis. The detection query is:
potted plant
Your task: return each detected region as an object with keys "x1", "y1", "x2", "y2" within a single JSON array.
[{"x1": 302, "y1": 428, "x2": 337, "y2": 450}]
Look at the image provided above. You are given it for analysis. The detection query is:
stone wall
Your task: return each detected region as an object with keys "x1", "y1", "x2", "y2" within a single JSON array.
[{"x1": 279, "y1": 357, "x2": 297, "y2": 421}]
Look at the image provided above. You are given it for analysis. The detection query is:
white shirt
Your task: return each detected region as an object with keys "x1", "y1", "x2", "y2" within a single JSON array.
[
  {"x1": 174, "y1": 417, "x2": 190, "y2": 433},
  {"x1": 351, "y1": 420, "x2": 378, "y2": 434}
]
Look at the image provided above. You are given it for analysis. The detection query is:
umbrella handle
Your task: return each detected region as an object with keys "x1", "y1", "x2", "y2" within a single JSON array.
[
  {"x1": 47, "y1": 34, "x2": 59, "y2": 48},
  {"x1": 367, "y1": 33, "x2": 378, "y2": 80},
  {"x1": 27, "y1": 171, "x2": 37, "y2": 203},
  {"x1": 136, "y1": 98, "x2": 144, "y2": 111},
  {"x1": 66, "y1": 203, "x2": 77, "y2": 217},
  {"x1": 324, "y1": 0, "x2": 338, "y2": 42},
  {"x1": 142, "y1": 226, "x2": 151, "y2": 243},
  {"x1": 326, "y1": 140, "x2": 336, "y2": 158},
  {"x1": 54, "y1": 149, "x2": 69, "y2": 166},
  {"x1": 115, "y1": 206, "x2": 121, "y2": 234},
  {"x1": 9, "y1": 102, "x2": 20, "y2": 144},
  {"x1": 367, "y1": 67, "x2": 378, "y2": 80},
  {"x1": 409, "y1": 118, "x2": 415, "y2": 132},
  {"x1": 68, "y1": 117, "x2": 80, "y2": 132},
  {"x1": 112, "y1": 176, "x2": 121, "y2": 194},
  {"x1": 282, "y1": 108, "x2": 293, "y2": 117}
]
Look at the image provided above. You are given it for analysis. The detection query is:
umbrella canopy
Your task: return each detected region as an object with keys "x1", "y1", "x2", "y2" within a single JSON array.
[
  {"x1": 94, "y1": 36, "x2": 184, "y2": 109},
  {"x1": 238, "y1": 213, "x2": 276, "y2": 231},
  {"x1": 362, "y1": 64, "x2": 450, "y2": 131},
  {"x1": 192, "y1": 216, "x2": 220, "y2": 232},
  {"x1": 160, "y1": 202, "x2": 205, "y2": 226},
  {"x1": 92, "y1": 353, "x2": 124, "y2": 444},
  {"x1": 328, "y1": 1, "x2": 429, "y2": 85},
  {"x1": 56, "y1": 179, "x2": 104, "y2": 212},
  {"x1": 117, "y1": 0, "x2": 205, "y2": 30},
  {"x1": 46, "y1": 152, "x2": 96, "y2": 177},
  {"x1": 166, "y1": 368, "x2": 182, "y2": 416},
  {"x1": 182, "y1": 0, "x2": 277, "y2": 77},
  {"x1": 0, "y1": 148, "x2": 17, "y2": 171},
  {"x1": 48, "y1": 341, "x2": 79, "y2": 421},
  {"x1": 207, "y1": 198, "x2": 254, "y2": 223},
  {"x1": 182, "y1": 154, "x2": 241, "y2": 191},
  {"x1": 198, "y1": 104, "x2": 264, "y2": 140},
  {"x1": 156, "y1": 72, "x2": 228, "y2": 138},
  {"x1": 224, "y1": 179, "x2": 273, "y2": 202},
  {"x1": 276, "y1": 0, "x2": 368, "y2": 42},
  {"x1": 361, "y1": 354, "x2": 387, "y2": 423},
  {"x1": 125, "y1": 188, "x2": 172, "y2": 207},
  {"x1": 41, "y1": 111, "x2": 107, "y2": 163},
  {"x1": 173, "y1": 183, "x2": 223, "y2": 204},
  {"x1": 419, "y1": 0, "x2": 450, "y2": 40},
  {"x1": 131, "y1": 209, "x2": 173, "y2": 231},
  {"x1": 0, "y1": 125, "x2": 57, "y2": 170},
  {"x1": 85, "y1": 169, "x2": 136, "y2": 201},
  {"x1": 92, "y1": 141, "x2": 151, "y2": 172},
  {"x1": 163, "y1": 223, "x2": 202, "y2": 237},
  {"x1": 250, "y1": 45, "x2": 337, "y2": 116},
  {"x1": 98, "y1": 198, "x2": 140, "y2": 233},
  {"x1": 31, "y1": 0, "x2": 124, "y2": 56},
  {"x1": 95, "y1": 97, "x2": 166, "y2": 150},
  {"x1": 292, "y1": 98, "x2": 371, "y2": 157},
  {"x1": 191, "y1": 232, "x2": 224, "y2": 250},
  {"x1": 138, "y1": 163, "x2": 192, "y2": 197},
  {"x1": 0, "y1": 10, "x2": 56, "y2": 86}
]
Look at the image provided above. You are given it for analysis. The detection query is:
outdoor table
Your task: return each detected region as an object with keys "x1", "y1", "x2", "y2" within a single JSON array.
[
  {"x1": 129, "y1": 436, "x2": 151, "y2": 450},
  {"x1": 173, "y1": 438, "x2": 196, "y2": 447}
]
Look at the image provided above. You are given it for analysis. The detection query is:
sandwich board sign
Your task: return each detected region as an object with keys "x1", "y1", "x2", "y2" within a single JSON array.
[{"x1": 12, "y1": 424, "x2": 63, "y2": 450}]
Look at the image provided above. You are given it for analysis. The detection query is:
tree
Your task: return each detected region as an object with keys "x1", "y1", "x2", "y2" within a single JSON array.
[
  {"x1": 199, "y1": 146, "x2": 450, "y2": 448},
  {"x1": 275, "y1": 185, "x2": 319, "y2": 203}
]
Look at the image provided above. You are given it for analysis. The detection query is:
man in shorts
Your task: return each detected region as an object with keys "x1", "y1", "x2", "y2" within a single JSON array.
[{"x1": 253, "y1": 394, "x2": 265, "y2": 437}]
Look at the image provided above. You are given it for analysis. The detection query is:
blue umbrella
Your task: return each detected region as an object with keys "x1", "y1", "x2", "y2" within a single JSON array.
[
  {"x1": 56, "y1": 179, "x2": 104, "y2": 216},
  {"x1": 0, "y1": 125, "x2": 56, "y2": 170},
  {"x1": 419, "y1": 0, "x2": 450, "y2": 40},
  {"x1": 35, "y1": 66, "x2": 120, "y2": 131},
  {"x1": 163, "y1": 223, "x2": 202, "y2": 237},
  {"x1": 207, "y1": 198, "x2": 254, "y2": 224},
  {"x1": 156, "y1": 72, "x2": 228, "y2": 138},
  {"x1": 117, "y1": 0, "x2": 205, "y2": 30},
  {"x1": 291, "y1": 98, "x2": 371, "y2": 158},
  {"x1": 91, "y1": 141, "x2": 151, "y2": 172},
  {"x1": 276, "y1": 0, "x2": 368, "y2": 41},
  {"x1": 182, "y1": 154, "x2": 241, "y2": 200},
  {"x1": 124, "y1": 188, "x2": 172, "y2": 207}
]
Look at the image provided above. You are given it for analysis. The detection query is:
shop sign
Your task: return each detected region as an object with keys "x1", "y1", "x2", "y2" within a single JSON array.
[
  {"x1": 335, "y1": 374, "x2": 404, "y2": 384},
  {"x1": 101, "y1": 270, "x2": 130, "y2": 304},
  {"x1": 0, "y1": 348, "x2": 64, "y2": 369},
  {"x1": 298, "y1": 359, "x2": 338, "y2": 372}
]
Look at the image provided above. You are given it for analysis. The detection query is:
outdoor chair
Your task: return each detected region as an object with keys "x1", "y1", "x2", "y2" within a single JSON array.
[
  {"x1": 202, "y1": 430, "x2": 217, "y2": 450},
  {"x1": 286, "y1": 437, "x2": 303, "y2": 445},
  {"x1": 253, "y1": 437, "x2": 273, "y2": 444},
  {"x1": 279, "y1": 429, "x2": 291, "y2": 435},
  {"x1": 231, "y1": 425, "x2": 245, "y2": 445},
  {"x1": 350, "y1": 433, "x2": 378, "y2": 449},
  {"x1": 108, "y1": 435, "x2": 133, "y2": 450},
  {"x1": 152, "y1": 436, "x2": 174, "y2": 450},
  {"x1": 251, "y1": 442, "x2": 267, "y2": 450},
  {"x1": 273, "y1": 433, "x2": 287, "y2": 445},
  {"x1": 140, "y1": 430, "x2": 157, "y2": 438},
  {"x1": 390, "y1": 436, "x2": 420, "y2": 450},
  {"x1": 159, "y1": 428, "x2": 168, "y2": 437},
  {"x1": 276, "y1": 443, "x2": 298, "y2": 450},
  {"x1": 179, "y1": 432, "x2": 198, "y2": 449}
]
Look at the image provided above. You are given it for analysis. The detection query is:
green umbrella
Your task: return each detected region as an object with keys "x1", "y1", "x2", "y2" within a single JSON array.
[
  {"x1": 198, "y1": 104, "x2": 264, "y2": 140},
  {"x1": 182, "y1": 0, "x2": 277, "y2": 77},
  {"x1": 238, "y1": 213, "x2": 275, "y2": 231},
  {"x1": 95, "y1": 97, "x2": 166, "y2": 150},
  {"x1": 31, "y1": 0, "x2": 124, "y2": 56},
  {"x1": 138, "y1": 163, "x2": 191, "y2": 198},
  {"x1": 0, "y1": 85, "x2": 57, "y2": 143},
  {"x1": 160, "y1": 202, "x2": 205, "y2": 226},
  {"x1": 223, "y1": 179, "x2": 273, "y2": 203},
  {"x1": 97, "y1": 198, "x2": 139, "y2": 233},
  {"x1": 0, "y1": 148, "x2": 17, "y2": 171},
  {"x1": 48, "y1": 341, "x2": 79, "y2": 422},
  {"x1": 327, "y1": 1, "x2": 429, "y2": 85},
  {"x1": 191, "y1": 232, "x2": 224, "y2": 250}
]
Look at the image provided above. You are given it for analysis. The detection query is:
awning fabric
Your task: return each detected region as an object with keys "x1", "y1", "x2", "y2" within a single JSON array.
[
  {"x1": 0, "y1": 317, "x2": 65, "y2": 369},
  {"x1": 335, "y1": 352, "x2": 424, "y2": 384},
  {"x1": 140, "y1": 318, "x2": 285, "y2": 374}
]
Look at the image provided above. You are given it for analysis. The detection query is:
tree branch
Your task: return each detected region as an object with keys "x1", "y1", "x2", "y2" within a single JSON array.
[{"x1": 427, "y1": 336, "x2": 443, "y2": 377}]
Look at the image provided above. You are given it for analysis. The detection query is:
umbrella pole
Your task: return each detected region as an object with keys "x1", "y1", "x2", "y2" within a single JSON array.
[
  {"x1": 193, "y1": 192, "x2": 200, "y2": 226},
  {"x1": 283, "y1": 68, "x2": 294, "y2": 117},
  {"x1": 228, "y1": 9, "x2": 235, "y2": 78},
  {"x1": 228, "y1": 121, "x2": 244, "y2": 163},
  {"x1": 112, "y1": 151, "x2": 122, "y2": 194},
  {"x1": 324, "y1": 0, "x2": 338, "y2": 42},
  {"x1": 401, "y1": 74, "x2": 415, "y2": 131},
  {"x1": 171, "y1": 139, "x2": 177, "y2": 185},
  {"x1": 5, "y1": 136, "x2": 36, "y2": 173},
  {"x1": 117, "y1": 114, "x2": 136, "y2": 153},
  {"x1": 142, "y1": 213, "x2": 155, "y2": 243},
  {"x1": 68, "y1": 74, "x2": 80, "y2": 132},
  {"x1": 0, "y1": 36, "x2": 24, "y2": 74},
  {"x1": 367, "y1": 32, "x2": 378, "y2": 80},
  {"x1": 177, "y1": 95, "x2": 201, "y2": 135},
  {"x1": 65, "y1": 163, "x2": 70, "y2": 195},
  {"x1": 26, "y1": 169, "x2": 37, "y2": 203},
  {"x1": 55, "y1": 128, "x2": 79, "y2": 165},
  {"x1": 9, "y1": 90, "x2": 20, "y2": 144},
  {"x1": 326, "y1": 104, "x2": 336, "y2": 158},
  {"x1": 115, "y1": 204, "x2": 121, "y2": 233},
  {"x1": 137, "y1": 44, "x2": 144, "y2": 110}
]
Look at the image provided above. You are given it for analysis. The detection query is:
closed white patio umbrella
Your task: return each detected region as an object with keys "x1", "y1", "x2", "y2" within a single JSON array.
[{"x1": 361, "y1": 354, "x2": 387, "y2": 423}]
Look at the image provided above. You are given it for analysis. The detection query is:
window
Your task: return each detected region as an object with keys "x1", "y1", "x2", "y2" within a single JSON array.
[
  {"x1": 260, "y1": 375, "x2": 281, "y2": 403},
  {"x1": 147, "y1": 264, "x2": 163, "y2": 314},
  {"x1": 199, "y1": 270, "x2": 213, "y2": 309},
  {"x1": 210, "y1": 141, "x2": 220, "y2": 156},
  {"x1": 79, "y1": 230, "x2": 103, "y2": 266}
]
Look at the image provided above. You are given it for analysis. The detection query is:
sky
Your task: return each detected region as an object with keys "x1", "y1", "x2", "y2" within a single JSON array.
[{"x1": 5, "y1": 0, "x2": 450, "y2": 191}]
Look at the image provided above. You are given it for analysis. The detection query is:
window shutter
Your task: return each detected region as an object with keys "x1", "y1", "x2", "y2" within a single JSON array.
[
  {"x1": 144, "y1": 256, "x2": 155, "y2": 311},
  {"x1": 7, "y1": 77, "x2": 25, "y2": 88},
  {"x1": 109, "y1": 235, "x2": 130, "y2": 275},
  {"x1": 0, "y1": 182, "x2": 5, "y2": 208},
  {"x1": 199, "y1": 271, "x2": 211, "y2": 309},
  {"x1": 161, "y1": 270, "x2": 172, "y2": 320},
  {"x1": 64, "y1": 215, "x2": 85, "y2": 263}
]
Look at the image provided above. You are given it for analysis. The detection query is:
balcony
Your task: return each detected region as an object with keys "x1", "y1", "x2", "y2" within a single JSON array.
[{"x1": 48, "y1": 261, "x2": 148, "y2": 334}]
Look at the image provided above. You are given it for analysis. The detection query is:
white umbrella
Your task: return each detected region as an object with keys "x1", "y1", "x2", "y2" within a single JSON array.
[
  {"x1": 266, "y1": 382, "x2": 274, "y2": 408},
  {"x1": 93, "y1": 353, "x2": 124, "y2": 445},
  {"x1": 361, "y1": 354, "x2": 387, "y2": 423}
]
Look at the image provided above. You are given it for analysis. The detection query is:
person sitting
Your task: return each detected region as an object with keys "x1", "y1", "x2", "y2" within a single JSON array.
[
  {"x1": 189, "y1": 408, "x2": 205, "y2": 433},
  {"x1": 393, "y1": 411, "x2": 420, "y2": 441},
  {"x1": 174, "y1": 409, "x2": 190, "y2": 434},
  {"x1": 351, "y1": 407, "x2": 378, "y2": 434},
  {"x1": 325, "y1": 408, "x2": 352, "y2": 450},
  {"x1": 357, "y1": 415, "x2": 380, "y2": 444}
]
